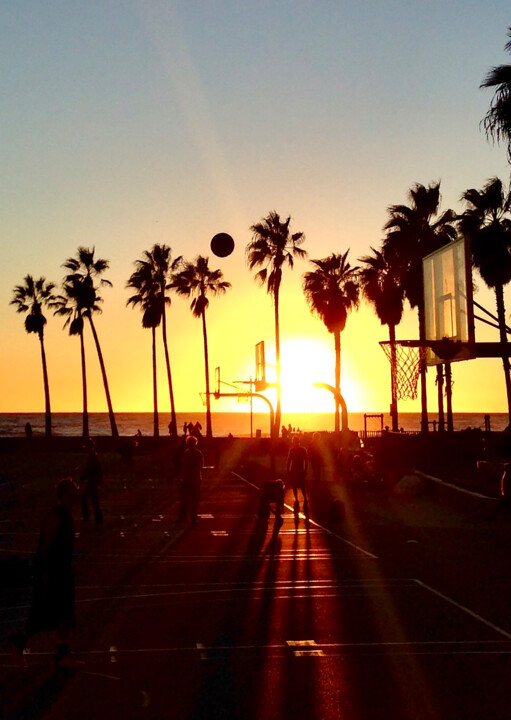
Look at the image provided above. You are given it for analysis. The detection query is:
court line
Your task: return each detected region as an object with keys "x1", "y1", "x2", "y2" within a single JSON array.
[
  {"x1": 414, "y1": 579, "x2": 511, "y2": 640},
  {"x1": 3, "y1": 638, "x2": 510, "y2": 664},
  {"x1": 231, "y1": 471, "x2": 378, "y2": 559}
]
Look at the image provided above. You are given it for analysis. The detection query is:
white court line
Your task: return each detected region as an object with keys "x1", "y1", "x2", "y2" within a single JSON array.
[
  {"x1": 231, "y1": 471, "x2": 378, "y2": 559},
  {"x1": 414, "y1": 579, "x2": 511, "y2": 640}
]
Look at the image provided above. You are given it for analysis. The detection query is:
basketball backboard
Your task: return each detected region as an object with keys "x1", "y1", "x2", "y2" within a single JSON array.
[
  {"x1": 423, "y1": 237, "x2": 475, "y2": 366},
  {"x1": 255, "y1": 341, "x2": 267, "y2": 391}
]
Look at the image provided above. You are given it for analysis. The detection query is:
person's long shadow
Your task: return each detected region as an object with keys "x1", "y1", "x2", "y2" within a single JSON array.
[{"x1": 190, "y1": 482, "x2": 283, "y2": 720}]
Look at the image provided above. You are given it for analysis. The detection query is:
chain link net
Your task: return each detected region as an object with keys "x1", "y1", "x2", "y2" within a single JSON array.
[{"x1": 380, "y1": 342, "x2": 427, "y2": 401}]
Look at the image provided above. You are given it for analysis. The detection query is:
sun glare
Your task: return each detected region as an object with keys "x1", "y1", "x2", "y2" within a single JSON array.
[{"x1": 278, "y1": 338, "x2": 359, "y2": 413}]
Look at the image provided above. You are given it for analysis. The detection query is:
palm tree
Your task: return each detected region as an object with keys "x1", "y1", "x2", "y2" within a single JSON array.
[
  {"x1": 126, "y1": 260, "x2": 163, "y2": 437},
  {"x1": 63, "y1": 247, "x2": 118, "y2": 438},
  {"x1": 302, "y1": 251, "x2": 360, "y2": 433},
  {"x1": 131, "y1": 245, "x2": 182, "y2": 437},
  {"x1": 171, "y1": 255, "x2": 231, "y2": 438},
  {"x1": 481, "y1": 27, "x2": 511, "y2": 162},
  {"x1": 458, "y1": 177, "x2": 511, "y2": 424},
  {"x1": 383, "y1": 182, "x2": 457, "y2": 432},
  {"x1": 247, "y1": 211, "x2": 307, "y2": 437},
  {"x1": 52, "y1": 276, "x2": 90, "y2": 438},
  {"x1": 358, "y1": 246, "x2": 405, "y2": 431},
  {"x1": 11, "y1": 275, "x2": 56, "y2": 437}
]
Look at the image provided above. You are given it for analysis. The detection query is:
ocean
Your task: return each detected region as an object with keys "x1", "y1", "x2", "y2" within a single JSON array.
[{"x1": 0, "y1": 412, "x2": 507, "y2": 438}]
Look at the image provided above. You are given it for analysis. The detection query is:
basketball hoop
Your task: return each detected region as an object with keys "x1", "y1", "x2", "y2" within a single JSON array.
[{"x1": 380, "y1": 341, "x2": 427, "y2": 401}]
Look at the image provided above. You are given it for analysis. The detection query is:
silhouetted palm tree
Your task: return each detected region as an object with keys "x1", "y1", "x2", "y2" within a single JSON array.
[
  {"x1": 481, "y1": 27, "x2": 511, "y2": 162},
  {"x1": 458, "y1": 177, "x2": 511, "y2": 423},
  {"x1": 11, "y1": 275, "x2": 56, "y2": 437},
  {"x1": 359, "y1": 246, "x2": 405, "y2": 431},
  {"x1": 63, "y1": 247, "x2": 118, "y2": 438},
  {"x1": 171, "y1": 255, "x2": 231, "y2": 438},
  {"x1": 302, "y1": 251, "x2": 359, "y2": 433},
  {"x1": 132, "y1": 245, "x2": 182, "y2": 437},
  {"x1": 52, "y1": 276, "x2": 90, "y2": 437},
  {"x1": 383, "y1": 182, "x2": 457, "y2": 432},
  {"x1": 247, "y1": 211, "x2": 306, "y2": 437},
  {"x1": 127, "y1": 260, "x2": 163, "y2": 437}
]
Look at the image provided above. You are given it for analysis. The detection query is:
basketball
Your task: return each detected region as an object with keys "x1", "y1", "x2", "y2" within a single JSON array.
[{"x1": 210, "y1": 233, "x2": 235, "y2": 258}]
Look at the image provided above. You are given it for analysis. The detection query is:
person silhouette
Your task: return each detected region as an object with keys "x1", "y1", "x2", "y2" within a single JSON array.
[
  {"x1": 8, "y1": 478, "x2": 84, "y2": 669},
  {"x1": 178, "y1": 435, "x2": 204, "y2": 526},
  {"x1": 287, "y1": 435, "x2": 309, "y2": 515}
]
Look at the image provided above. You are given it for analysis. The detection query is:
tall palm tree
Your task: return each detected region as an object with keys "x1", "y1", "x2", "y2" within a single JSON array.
[
  {"x1": 383, "y1": 182, "x2": 457, "y2": 432},
  {"x1": 247, "y1": 211, "x2": 306, "y2": 437},
  {"x1": 52, "y1": 276, "x2": 90, "y2": 438},
  {"x1": 11, "y1": 275, "x2": 56, "y2": 437},
  {"x1": 302, "y1": 251, "x2": 360, "y2": 433},
  {"x1": 481, "y1": 27, "x2": 511, "y2": 162},
  {"x1": 358, "y1": 246, "x2": 405, "y2": 431},
  {"x1": 171, "y1": 255, "x2": 231, "y2": 438},
  {"x1": 63, "y1": 247, "x2": 118, "y2": 438},
  {"x1": 126, "y1": 260, "x2": 163, "y2": 437},
  {"x1": 131, "y1": 245, "x2": 182, "y2": 437},
  {"x1": 458, "y1": 177, "x2": 511, "y2": 424}
]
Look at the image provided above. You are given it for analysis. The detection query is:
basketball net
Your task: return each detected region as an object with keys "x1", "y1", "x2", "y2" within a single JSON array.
[{"x1": 380, "y1": 341, "x2": 427, "y2": 401}]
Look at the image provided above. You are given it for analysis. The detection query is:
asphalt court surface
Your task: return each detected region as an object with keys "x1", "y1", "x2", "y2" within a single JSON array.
[{"x1": 2, "y1": 470, "x2": 511, "y2": 719}]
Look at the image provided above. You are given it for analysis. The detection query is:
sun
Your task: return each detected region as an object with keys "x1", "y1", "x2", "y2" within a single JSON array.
[{"x1": 278, "y1": 337, "x2": 359, "y2": 413}]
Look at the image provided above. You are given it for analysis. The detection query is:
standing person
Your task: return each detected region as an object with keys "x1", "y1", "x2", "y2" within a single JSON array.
[
  {"x1": 178, "y1": 435, "x2": 203, "y2": 526},
  {"x1": 287, "y1": 435, "x2": 309, "y2": 515},
  {"x1": 9, "y1": 478, "x2": 84, "y2": 669},
  {"x1": 81, "y1": 438, "x2": 103, "y2": 525}
]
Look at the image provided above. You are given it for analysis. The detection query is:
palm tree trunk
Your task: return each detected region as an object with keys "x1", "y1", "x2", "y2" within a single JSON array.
[
  {"x1": 273, "y1": 283, "x2": 281, "y2": 439},
  {"x1": 152, "y1": 326, "x2": 159, "y2": 437},
  {"x1": 38, "y1": 333, "x2": 52, "y2": 438},
  {"x1": 79, "y1": 330, "x2": 89, "y2": 438},
  {"x1": 87, "y1": 315, "x2": 118, "y2": 438},
  {"x1": 388, "y1": 324, "x2": 399, "y2": 432},
  {"x1": 161, "y1": 307, "x2": 177, "y2": 436},
  {"x1": 334, "y1": 330, "x2": 341, "y2": 433},
  {"x1": 495, "y1": 285, "x2": 511, "y2": 426},
  {"x1": 202, "y1": 310, "x2": 212, "y2": 438},
  {"x1": 418, "y1": 306, "x2": 429, "y2": 433}
]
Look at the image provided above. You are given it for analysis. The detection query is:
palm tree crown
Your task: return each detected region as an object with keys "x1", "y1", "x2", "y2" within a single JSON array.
[
  {"x1": 247, "y1": 212, "x2": 307, "y2": 295},
  {"x1": 459, "y1": 177, "x2": 511, "y2": 289},
  {"x1": 11, "y1": 275, "x2": 56, "y2": 337},
  {"x1": 383, "y1": 182, "x2": 457, "y2": 310},
  {"x1": 358, "y1": 246, "x2": 405, "y2": 329},
  {"x1": 302, "y1": 252, "x2": 359, "y2": 334},
  {"x1": 481, "y1": 27, "x2": 511, "y2": 161}
]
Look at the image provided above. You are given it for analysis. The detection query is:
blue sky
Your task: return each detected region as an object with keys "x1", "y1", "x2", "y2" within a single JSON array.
[{"x1": 1, "y1": 1, "x2": 511, "y2": 416}]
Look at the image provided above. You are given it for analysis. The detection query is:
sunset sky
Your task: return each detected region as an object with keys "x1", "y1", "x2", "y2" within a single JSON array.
[{"x1": 1, "y1": 1, "x2": 511, "y2": 421}]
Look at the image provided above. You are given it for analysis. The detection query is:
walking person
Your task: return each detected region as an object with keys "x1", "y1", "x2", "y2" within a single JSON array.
[
  {"x1": 80, "y1": 438, "x2": 103, "y2": 525},
  {"x1": 9, "y1": 477, "x2": 84, "y2": 669},
  {"x1": 178, "y1": 435, "x2": 203, "y2": 526},
  {"x1": 287, "y1": 435, "x2": 309, "y2": 516}
]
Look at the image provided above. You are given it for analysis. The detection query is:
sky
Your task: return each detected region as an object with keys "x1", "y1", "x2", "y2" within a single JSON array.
[{"x1": 1, "y1": 1, "x2": 511, "y2": 422}]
